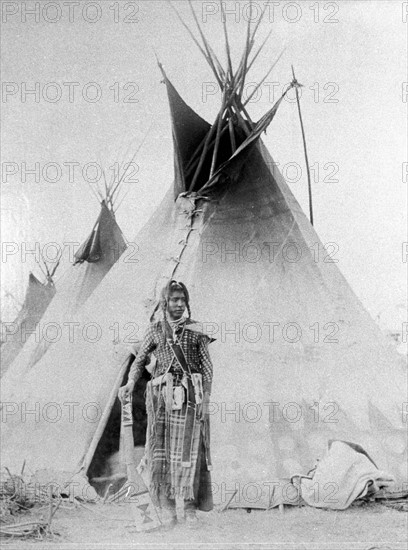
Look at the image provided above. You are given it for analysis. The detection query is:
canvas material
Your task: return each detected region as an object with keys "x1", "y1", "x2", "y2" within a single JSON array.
[
  {"x1": 1, "y1": 81, "x2": 406, "y2": 506},
  {"x1": 1, "y1": 203, "x2": 126, "y2": 378},
  {"x1": 296, "y1": 440, "x2": 396, "y2": 509},
  {"x1": 0, "y1": 273, "x2": 56, "y2": 372}
]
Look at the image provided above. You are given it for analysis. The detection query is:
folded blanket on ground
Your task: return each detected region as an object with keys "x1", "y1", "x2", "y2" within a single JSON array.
[{"x1": 292, "y1": 440, "x2": 395, "y2": 510}]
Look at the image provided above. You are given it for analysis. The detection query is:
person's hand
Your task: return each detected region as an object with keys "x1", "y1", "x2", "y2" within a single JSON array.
[{"x1": 118, "y1": 380, "x2": 135, "y2": 402}]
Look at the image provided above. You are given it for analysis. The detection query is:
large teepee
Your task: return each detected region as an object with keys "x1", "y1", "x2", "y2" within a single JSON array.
[{"x1": 1, "y1": 9, "x2": 406, "y2": 506}]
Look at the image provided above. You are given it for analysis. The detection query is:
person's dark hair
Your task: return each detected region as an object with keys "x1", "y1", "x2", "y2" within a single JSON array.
[{"x1": 160, "y1": 280, "x2": 191, "y2": 320}]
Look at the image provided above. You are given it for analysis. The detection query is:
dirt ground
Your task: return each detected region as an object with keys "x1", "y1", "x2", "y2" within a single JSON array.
[{"x1": 1, "y1": 501, "x2": 407, "y2": 550}]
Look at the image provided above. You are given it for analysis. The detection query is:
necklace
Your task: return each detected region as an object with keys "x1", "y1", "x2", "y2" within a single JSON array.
[{"x1": 168, "y1": 316, "x2": 185, "y2": 343}]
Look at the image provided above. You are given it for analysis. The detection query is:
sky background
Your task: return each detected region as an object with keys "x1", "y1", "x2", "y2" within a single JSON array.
[{"x1": 1, "y1": 0, "x2": 407, "y2": 329}]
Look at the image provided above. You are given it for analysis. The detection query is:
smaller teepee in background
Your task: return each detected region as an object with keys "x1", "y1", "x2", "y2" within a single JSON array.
[
  {"x1": 1, "y1": 260, "x2": 59, "y2": 373},
  {"x1": 0, "y1": 289, "x2": 22, "y2": 328},
  {"x1": 1, "y1": 171, "x2": 129, "y2": 376}
]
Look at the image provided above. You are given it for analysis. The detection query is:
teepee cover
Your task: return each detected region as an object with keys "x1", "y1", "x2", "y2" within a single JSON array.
[
  {"x1": 1, "y1": 272, "x2": 56, "y2": 374},
  {"x1": 1, "y1": 201, "x2": 126, "y2": 378}
]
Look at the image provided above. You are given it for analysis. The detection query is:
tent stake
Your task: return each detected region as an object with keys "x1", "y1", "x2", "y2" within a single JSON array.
[
  {"x1": 292, "y1": 65, "x2": 314, "y2": 226},
  {"x1": 220, "y1": 489, "x2": 238, "y2": 512}
]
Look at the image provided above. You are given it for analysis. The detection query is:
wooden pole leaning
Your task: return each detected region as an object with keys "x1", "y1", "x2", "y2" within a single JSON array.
[{"x1": 292, "y1": 65, "x2": 314, "y2": 226}]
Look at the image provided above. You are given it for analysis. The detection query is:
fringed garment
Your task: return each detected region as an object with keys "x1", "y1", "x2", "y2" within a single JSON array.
[
  {"x1": 145, "y1": 379, "x2": 202, "y2": 502},
  {"x1": 129, "y1": 319, "x2": 214, "y2": 510}
]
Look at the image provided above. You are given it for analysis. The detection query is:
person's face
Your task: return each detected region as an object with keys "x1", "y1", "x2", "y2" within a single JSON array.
[{"x1": 167, "y1": 290, "x2": 187, "y2": 320}]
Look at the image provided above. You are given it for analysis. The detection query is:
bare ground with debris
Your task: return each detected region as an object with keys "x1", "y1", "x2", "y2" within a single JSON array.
[{"x1": 1, "y1": 500, "x2": 407, "y2": 550}]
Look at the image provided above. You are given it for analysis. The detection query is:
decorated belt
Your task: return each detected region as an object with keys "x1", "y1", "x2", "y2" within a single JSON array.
[{"x1": 151, "y1": 372, "x2": 183, "y2": 387}]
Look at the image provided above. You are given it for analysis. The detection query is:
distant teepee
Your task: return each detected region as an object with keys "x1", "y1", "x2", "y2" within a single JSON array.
[
  {"x1": 1, "y1": 173, "x2": 128, "y2": 376},
  {"x1": 1, "y1": 260, "x2": 59, "y2": 373}
]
